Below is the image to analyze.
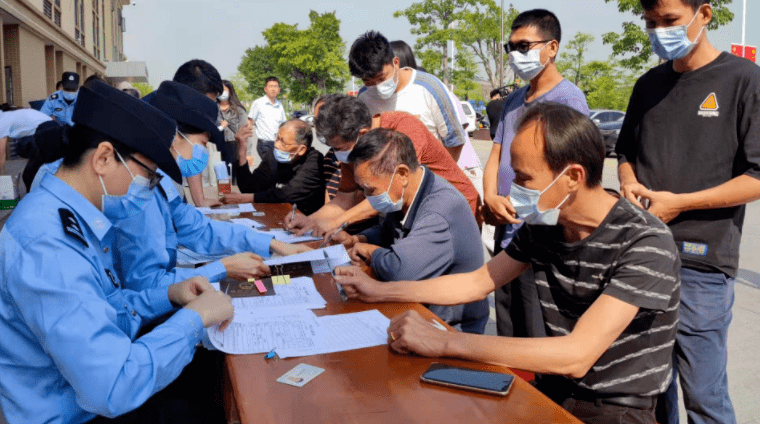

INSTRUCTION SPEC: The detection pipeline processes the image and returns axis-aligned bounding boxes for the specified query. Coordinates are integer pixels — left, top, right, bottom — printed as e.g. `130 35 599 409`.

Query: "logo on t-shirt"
698 93 719 118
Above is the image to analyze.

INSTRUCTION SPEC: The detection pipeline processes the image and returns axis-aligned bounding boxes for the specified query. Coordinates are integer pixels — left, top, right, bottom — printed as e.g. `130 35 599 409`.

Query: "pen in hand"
324 250 348 302
288 203 297 233
319 221 350 248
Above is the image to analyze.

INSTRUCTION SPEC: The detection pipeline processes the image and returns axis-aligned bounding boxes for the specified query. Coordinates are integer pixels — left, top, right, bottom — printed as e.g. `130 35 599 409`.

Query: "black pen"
324 250 348 302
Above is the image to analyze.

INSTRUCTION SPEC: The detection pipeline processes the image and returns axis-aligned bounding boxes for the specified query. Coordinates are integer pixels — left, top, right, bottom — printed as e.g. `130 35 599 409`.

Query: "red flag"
745 46 757 62
731 44 744 57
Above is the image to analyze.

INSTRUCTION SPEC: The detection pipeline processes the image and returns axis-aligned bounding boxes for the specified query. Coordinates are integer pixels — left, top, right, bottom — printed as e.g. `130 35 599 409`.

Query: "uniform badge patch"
58 208 88 247
698 93 719 117
682 242 708 256
54 108 63 112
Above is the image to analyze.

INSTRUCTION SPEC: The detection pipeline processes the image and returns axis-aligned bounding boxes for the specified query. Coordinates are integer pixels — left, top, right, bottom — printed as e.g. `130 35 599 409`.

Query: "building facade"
0 0 130 108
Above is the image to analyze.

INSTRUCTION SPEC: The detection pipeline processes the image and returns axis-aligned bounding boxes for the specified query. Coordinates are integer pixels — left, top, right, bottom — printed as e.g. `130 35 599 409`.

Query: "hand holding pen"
319 221 350 248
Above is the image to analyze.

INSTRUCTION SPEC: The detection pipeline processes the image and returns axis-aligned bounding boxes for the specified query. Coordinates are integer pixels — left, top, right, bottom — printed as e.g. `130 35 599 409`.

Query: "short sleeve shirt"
493 80 589 196
248 96 286 141
506 198 680 396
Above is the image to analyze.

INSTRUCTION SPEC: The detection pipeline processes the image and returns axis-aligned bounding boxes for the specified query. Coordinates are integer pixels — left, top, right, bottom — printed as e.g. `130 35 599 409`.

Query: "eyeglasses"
504 40 552 54
128 155 163 190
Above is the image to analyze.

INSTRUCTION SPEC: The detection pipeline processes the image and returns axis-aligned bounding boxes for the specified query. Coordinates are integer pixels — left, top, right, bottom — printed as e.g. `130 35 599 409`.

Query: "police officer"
40 71 80 125
0 80 234 424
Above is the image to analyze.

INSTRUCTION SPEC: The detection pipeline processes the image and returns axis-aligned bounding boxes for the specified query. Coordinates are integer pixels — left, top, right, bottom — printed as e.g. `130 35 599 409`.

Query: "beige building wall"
18 25 46 104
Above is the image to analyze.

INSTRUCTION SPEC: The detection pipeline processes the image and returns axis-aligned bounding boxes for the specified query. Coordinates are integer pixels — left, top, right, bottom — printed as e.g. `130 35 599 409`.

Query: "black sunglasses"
129 156 163 190
504 40 552 55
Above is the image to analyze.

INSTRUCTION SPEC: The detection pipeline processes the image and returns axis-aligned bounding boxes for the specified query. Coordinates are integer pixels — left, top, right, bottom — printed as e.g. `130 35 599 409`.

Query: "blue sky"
123 0 758 89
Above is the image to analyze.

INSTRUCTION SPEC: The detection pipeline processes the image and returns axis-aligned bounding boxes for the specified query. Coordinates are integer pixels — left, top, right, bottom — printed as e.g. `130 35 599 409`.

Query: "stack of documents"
196 203 255 215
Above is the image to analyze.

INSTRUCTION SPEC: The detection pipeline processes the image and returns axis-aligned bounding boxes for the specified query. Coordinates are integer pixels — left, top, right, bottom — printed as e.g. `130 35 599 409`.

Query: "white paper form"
277 310 391 359
229 218 265 229
197 203 256 215
260 229 322 243
265 245 351 270
208 309 327 355
231 277 327 312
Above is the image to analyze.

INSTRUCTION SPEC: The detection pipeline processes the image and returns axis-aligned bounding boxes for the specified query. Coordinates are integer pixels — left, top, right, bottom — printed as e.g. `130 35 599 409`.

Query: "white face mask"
218 90 230 102
509 43 550 82
370 65 399 100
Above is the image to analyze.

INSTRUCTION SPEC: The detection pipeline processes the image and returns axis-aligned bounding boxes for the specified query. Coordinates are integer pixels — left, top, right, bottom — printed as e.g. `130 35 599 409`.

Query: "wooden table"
222 203 581 424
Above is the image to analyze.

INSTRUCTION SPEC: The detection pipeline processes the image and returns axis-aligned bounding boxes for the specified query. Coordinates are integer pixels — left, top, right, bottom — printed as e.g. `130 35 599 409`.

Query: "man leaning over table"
331 128 489 334
336 103 680 424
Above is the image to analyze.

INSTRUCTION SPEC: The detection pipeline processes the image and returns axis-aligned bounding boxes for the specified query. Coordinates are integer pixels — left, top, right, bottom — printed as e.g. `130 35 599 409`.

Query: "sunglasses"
128 155 163 190
504 40 552 55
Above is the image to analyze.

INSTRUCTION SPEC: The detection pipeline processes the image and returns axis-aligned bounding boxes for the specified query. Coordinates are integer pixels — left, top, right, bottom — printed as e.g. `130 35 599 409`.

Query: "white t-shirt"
248 96 287 141
358 68 466 149
0 109 51 139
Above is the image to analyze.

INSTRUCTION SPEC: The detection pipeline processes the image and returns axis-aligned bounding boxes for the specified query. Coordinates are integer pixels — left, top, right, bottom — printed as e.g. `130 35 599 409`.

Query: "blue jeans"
663 268 736 424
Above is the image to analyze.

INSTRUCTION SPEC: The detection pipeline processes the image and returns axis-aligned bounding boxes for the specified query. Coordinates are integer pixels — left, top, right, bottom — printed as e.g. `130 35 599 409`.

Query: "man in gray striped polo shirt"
336 102 680 424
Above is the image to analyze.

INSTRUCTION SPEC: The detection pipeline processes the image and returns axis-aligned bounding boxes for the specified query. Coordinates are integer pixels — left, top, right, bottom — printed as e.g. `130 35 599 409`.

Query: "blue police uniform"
39 90 77 125
0 172 203 424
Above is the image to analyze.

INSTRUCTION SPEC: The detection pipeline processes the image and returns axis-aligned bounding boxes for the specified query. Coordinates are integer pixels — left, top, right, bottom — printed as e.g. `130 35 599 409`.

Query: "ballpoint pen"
319 221 350 248
325 250 348 302
291 203 297 222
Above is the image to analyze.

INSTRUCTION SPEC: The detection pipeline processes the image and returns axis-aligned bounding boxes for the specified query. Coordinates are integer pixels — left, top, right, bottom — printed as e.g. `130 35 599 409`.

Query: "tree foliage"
459 1 519 88
131 82 154 98
603 0 734 70
238 11 349 105
226 72 255 105
557 32 595 86
394 0 478 85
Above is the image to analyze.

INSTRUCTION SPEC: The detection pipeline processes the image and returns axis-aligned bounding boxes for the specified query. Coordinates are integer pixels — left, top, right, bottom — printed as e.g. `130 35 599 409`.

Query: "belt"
573 392 656 410
535 376 656 410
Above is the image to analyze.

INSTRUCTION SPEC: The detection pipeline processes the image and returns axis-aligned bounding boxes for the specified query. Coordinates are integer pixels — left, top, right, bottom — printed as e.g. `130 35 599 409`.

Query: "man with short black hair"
349 31 467 162
334 128 489 334
616 1 760 422
40 72 80 125
172 59 224 100
222 119 325 214
485 9 589 342
248 77 287 169
486 88 503 141
338 103 680 424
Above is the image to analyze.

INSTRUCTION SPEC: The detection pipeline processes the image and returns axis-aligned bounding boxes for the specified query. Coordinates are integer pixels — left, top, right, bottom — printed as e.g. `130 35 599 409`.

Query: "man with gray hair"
332 128 489 334
222 119 325 214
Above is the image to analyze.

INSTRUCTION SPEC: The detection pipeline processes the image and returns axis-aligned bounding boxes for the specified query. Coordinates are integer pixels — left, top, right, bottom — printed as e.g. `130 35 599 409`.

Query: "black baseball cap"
145 80 223 148
72 80 182 182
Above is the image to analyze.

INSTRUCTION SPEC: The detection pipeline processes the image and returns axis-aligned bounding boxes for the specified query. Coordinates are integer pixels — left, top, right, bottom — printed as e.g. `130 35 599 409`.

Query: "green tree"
557 32 595 86
131 82 153 98
394 0 478 85
238 45 285 100
227 72 255 105
603 0 734 71
262 11 349 104
459 1 519 89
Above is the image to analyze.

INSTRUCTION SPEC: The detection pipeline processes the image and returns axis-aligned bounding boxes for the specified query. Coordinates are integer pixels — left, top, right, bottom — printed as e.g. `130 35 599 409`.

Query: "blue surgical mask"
100 151 153 220
509 166 570 226
334 149 352 164
273 147 294 163
647 11 705 61
62 91 78 102
366 169 404 213
369 65 399 100
509 43 550 82
174 132 209 177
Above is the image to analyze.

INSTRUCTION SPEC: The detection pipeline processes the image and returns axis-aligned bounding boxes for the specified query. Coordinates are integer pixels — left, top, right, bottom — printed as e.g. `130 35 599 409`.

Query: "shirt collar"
261 96 281 107
401 166 428 228
39 171 113 241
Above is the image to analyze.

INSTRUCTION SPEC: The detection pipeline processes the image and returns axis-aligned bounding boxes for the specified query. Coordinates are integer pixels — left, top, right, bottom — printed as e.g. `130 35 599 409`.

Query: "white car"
460 101 478 136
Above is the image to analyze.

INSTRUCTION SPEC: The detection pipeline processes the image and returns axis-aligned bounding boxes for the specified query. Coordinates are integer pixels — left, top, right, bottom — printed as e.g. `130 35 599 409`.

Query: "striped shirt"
506 198 680 396
358 68 466 149
323 149 342 200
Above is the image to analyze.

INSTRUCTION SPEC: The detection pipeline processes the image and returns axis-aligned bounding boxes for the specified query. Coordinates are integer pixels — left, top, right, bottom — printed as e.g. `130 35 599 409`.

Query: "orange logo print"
698 93 719 117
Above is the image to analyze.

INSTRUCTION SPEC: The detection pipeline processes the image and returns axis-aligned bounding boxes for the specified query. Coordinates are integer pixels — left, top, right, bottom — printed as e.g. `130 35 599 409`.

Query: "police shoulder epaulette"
50 93 59 100
58 208 88 248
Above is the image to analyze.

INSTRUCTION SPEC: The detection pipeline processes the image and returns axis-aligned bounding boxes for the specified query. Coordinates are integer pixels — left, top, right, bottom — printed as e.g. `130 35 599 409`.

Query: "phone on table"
420 363 515 396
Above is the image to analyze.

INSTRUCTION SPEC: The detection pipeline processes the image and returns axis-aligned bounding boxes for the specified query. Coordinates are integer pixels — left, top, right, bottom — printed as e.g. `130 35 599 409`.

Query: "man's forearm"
617 162 638 185
382 265 496 306
679 174 760 211
483 144 501 197
329 200 378 228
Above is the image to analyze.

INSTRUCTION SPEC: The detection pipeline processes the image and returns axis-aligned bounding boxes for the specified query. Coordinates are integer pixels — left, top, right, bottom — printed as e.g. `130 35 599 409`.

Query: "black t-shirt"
616 52 760 277
486 98 504 139
506 198 680 396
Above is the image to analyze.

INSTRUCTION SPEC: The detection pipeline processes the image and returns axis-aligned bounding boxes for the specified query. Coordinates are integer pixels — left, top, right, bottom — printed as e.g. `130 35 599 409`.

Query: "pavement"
1 134 760 422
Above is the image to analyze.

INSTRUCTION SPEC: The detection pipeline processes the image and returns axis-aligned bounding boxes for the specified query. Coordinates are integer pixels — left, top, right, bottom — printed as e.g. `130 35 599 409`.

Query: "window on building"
43 0 62 28
74 0 85 47
92 0 100 59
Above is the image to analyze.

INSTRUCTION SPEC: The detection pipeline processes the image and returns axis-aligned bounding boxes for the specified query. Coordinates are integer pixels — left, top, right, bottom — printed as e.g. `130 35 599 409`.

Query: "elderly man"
284 94 480 238
337 103 681 424
223 119 325 215
333 127 489 334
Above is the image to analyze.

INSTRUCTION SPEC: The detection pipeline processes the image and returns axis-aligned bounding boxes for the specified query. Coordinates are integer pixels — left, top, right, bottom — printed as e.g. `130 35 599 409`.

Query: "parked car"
589 109 625 126
291 110 308 119
460 101 478 136
598 118 624 157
